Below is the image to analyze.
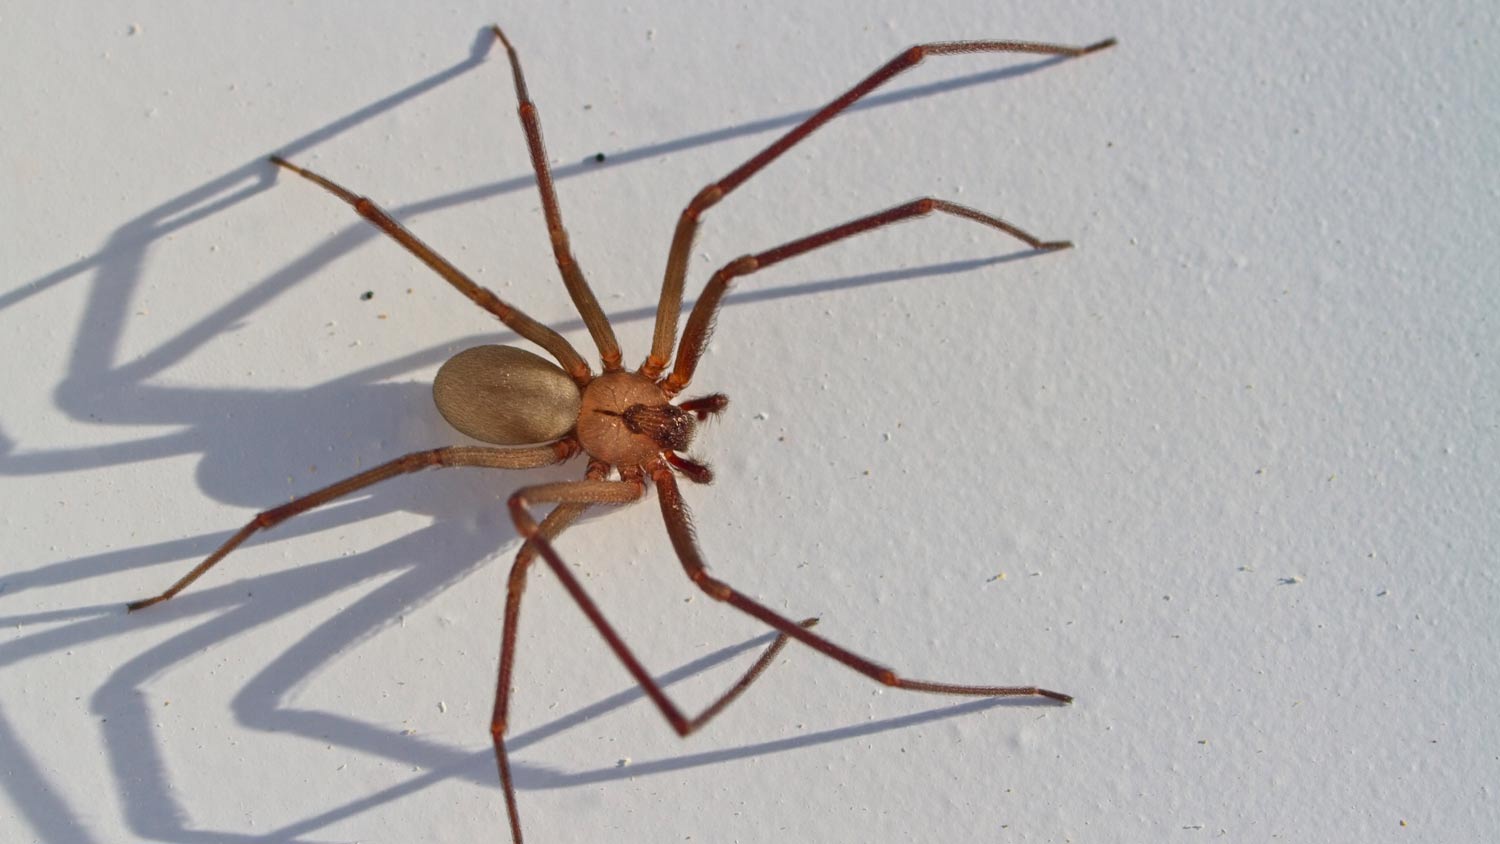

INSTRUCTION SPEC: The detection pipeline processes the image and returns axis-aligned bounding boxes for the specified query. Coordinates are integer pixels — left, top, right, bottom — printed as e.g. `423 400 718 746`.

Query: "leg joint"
691 570 732 601
551 439 582 462
352 197 379 220
685 184 725 219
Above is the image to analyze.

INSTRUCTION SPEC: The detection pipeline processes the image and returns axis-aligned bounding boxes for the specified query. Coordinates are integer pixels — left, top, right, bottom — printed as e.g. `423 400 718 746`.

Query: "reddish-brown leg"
490 26 622 371
497 477 818 843
269 156 592 383
666 197 1067 394
642 36 1116 377
126 441 576 611
491 498 591 842
652 465 1072 703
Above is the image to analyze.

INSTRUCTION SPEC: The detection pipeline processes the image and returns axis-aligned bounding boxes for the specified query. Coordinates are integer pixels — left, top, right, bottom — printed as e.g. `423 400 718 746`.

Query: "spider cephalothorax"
131 24 1112 843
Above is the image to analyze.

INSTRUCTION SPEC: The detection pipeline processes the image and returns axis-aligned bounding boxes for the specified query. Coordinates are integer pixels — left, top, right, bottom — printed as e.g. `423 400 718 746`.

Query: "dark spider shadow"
0 25 1081 844
89 539 1058 843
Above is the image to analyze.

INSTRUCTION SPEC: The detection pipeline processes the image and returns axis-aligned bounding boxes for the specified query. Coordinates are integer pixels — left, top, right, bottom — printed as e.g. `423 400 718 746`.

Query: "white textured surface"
2 2 1496 842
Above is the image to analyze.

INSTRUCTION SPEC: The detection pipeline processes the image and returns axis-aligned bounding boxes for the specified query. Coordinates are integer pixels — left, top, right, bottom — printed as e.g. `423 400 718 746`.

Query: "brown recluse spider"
129 25 1115 842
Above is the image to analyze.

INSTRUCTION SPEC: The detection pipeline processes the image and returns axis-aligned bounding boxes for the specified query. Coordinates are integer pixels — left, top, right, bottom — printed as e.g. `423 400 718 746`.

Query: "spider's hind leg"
127 442 575 611
268 155 591 383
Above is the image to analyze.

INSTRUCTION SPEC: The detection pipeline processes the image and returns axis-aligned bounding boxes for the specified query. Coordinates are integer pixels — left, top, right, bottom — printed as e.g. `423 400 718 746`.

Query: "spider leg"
491 26 622 371
496 476 817 842
493 462 610 742
665 197 1067 394
641 36 1116 377
126 441 576 611
268 156 591 383
652 465 1072 703
493 497 589 844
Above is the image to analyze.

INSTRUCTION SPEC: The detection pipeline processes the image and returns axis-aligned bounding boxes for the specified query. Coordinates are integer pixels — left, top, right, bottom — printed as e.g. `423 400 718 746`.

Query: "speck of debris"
616 757 631 767
360 290 374 301
438 701 448 714
401 728 416 736
128 23 142 36
753 411 769 421
1376 589 1390 597
593 152 606 163
986 572 1006 583
1279 575 1303 585
378 313 388 320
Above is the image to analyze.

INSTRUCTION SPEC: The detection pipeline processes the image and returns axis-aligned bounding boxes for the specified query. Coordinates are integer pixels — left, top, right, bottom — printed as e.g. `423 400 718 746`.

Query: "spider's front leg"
641 35 1115 377
653 465 1072 703
665 198 1070 394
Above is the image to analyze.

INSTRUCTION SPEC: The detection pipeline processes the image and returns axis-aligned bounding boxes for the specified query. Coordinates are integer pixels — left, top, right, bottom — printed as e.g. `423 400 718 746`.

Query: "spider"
129 25 1114 842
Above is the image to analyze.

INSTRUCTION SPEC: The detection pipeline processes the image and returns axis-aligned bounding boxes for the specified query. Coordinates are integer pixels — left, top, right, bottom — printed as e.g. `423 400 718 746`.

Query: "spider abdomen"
433 344 581 444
